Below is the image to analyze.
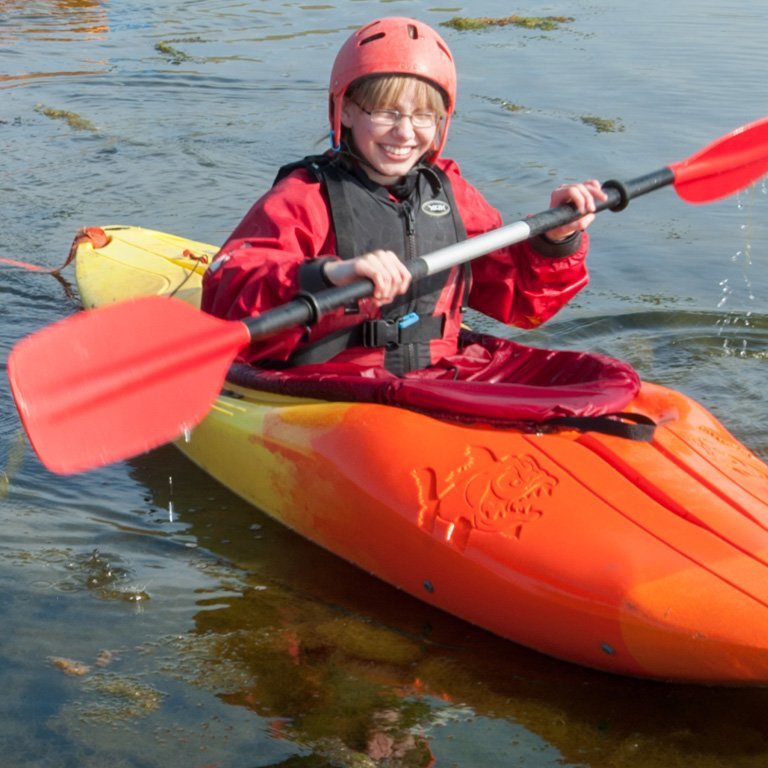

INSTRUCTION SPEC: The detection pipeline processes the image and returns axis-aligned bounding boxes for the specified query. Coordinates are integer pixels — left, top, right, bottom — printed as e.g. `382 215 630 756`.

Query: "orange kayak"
75 225 768 684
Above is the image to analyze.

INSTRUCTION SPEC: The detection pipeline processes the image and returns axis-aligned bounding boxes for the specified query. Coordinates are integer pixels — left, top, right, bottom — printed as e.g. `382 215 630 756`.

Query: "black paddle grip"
525 167 676 238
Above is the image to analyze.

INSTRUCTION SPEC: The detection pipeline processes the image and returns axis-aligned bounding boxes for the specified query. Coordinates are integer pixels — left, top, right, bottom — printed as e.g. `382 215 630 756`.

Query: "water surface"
2 1 768 765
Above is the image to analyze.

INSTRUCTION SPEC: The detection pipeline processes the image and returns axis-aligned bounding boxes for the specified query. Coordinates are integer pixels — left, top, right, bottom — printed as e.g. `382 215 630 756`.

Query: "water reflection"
0 0 109 88
0 0 108 40
0 69 104 88
126 445 768 768
4 0 768 764
0 0 109 35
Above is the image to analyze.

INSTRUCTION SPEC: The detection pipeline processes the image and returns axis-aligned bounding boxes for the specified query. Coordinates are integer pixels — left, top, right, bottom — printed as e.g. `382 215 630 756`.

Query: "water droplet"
168 476 175 522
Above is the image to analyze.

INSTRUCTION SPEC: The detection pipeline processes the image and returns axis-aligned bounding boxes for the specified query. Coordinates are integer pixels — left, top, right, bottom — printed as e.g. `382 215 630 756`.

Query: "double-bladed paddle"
8 117 768 474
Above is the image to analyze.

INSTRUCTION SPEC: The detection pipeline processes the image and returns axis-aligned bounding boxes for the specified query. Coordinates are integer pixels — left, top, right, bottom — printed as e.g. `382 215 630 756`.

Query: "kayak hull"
75 225 768 684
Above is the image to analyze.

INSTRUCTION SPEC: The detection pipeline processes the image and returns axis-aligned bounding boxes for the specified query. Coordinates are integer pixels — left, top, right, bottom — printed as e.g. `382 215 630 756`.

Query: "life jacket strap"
284 312 445 367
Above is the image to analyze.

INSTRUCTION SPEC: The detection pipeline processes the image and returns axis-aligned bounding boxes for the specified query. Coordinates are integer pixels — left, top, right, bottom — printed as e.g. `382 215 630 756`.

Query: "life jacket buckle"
361 313 421 348
398 312 420 329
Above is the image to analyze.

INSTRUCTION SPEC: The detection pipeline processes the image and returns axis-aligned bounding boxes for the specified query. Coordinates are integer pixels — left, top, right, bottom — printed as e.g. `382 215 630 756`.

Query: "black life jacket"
273 155 468 374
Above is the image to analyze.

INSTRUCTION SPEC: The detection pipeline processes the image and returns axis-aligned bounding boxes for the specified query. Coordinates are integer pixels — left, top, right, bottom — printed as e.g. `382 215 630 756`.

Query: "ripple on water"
2 2 768 766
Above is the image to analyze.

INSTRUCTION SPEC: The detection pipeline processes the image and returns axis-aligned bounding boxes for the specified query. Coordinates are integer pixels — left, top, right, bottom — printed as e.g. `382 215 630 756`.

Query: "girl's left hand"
544 179 609 242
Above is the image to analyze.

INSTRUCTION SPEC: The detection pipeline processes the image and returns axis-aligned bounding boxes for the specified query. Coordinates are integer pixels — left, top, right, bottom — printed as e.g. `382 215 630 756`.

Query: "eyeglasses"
353 102 439 130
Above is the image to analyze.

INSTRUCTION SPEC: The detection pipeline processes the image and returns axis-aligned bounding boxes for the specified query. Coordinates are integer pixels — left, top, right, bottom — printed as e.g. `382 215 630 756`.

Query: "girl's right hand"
323 250 412 306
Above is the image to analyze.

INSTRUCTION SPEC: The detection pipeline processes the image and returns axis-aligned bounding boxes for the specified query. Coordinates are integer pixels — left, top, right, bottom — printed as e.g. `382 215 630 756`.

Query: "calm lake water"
2 1 768 766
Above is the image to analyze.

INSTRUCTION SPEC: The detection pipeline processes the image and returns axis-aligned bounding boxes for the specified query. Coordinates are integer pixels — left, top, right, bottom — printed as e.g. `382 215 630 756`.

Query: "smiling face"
340 75 446 185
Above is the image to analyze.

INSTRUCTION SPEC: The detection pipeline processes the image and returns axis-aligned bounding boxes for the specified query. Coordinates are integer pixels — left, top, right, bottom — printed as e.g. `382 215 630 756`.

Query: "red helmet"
329 17 457 159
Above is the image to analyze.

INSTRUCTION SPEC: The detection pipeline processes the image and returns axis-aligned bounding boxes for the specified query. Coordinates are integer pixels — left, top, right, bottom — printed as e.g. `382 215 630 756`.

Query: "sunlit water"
2 1 768 766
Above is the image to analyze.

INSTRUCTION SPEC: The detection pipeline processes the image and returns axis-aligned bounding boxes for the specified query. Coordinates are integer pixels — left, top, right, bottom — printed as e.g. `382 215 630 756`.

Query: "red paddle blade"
670 116 768 203
7 296 251 474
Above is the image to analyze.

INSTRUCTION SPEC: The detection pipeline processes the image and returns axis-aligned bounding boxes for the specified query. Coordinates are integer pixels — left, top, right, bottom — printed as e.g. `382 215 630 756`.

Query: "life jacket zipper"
401 202 417 372
402 201 417 262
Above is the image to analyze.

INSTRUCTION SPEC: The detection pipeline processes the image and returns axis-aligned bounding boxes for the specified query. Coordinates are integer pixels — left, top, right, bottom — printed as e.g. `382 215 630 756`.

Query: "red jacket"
201 157 589 367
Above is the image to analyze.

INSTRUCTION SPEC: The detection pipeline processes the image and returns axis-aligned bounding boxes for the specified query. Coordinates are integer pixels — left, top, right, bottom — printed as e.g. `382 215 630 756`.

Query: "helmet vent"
359 32 385 46
407 24 418 39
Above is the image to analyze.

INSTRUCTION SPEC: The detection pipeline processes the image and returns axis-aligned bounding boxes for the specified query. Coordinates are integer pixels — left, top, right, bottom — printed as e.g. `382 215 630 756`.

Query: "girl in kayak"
202 16 607 376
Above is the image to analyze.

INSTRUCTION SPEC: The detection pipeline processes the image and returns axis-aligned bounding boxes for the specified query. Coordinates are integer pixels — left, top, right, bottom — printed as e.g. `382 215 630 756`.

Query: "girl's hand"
545 179 608 242
323 249 411 306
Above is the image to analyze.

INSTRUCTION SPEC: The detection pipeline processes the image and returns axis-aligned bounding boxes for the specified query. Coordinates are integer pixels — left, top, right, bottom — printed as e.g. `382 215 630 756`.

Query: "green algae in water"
155 37 206 64
580 115 625 133
310 618 423 666
0 429 26 500
78 672 165 723
50 656 92 677
34 105 97 132
442 15 575 32
50 649 163 725
484 96 525 113
155 588 435 763
155 41 193 64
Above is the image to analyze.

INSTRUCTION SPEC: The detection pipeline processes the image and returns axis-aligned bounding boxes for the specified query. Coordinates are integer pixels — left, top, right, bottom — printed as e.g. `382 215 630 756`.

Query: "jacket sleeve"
439 159 590 329
201 170 350 362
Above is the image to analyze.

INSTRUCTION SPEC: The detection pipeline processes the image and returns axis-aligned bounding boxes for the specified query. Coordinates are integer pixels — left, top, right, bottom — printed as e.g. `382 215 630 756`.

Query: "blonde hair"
346 74 448 115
